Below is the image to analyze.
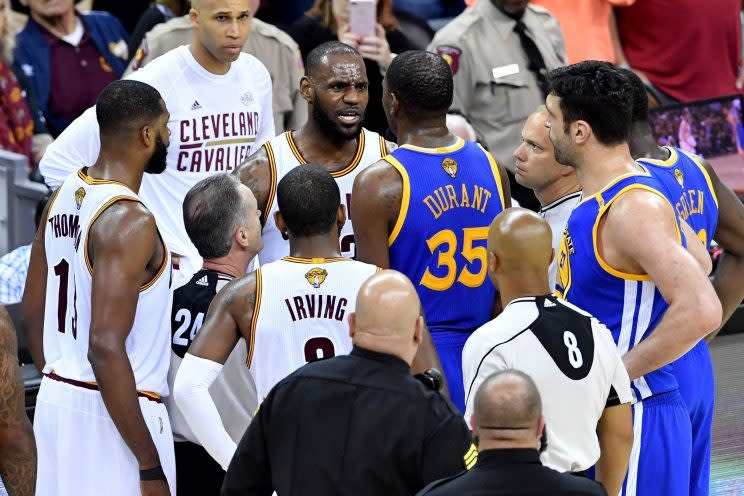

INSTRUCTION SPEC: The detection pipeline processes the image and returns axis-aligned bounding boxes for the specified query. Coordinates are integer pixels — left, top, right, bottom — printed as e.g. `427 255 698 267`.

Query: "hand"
337 22 360 49
736 65 744 90
140 480 170 496
357 24 393 71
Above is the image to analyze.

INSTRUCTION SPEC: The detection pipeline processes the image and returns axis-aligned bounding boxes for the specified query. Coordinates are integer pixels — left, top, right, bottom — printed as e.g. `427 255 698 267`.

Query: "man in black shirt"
222 270 473 496
417 370 608 496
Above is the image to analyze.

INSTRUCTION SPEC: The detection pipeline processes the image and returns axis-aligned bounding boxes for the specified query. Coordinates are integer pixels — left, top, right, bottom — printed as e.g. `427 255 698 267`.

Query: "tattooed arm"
234 147 273 227
0 307 36 496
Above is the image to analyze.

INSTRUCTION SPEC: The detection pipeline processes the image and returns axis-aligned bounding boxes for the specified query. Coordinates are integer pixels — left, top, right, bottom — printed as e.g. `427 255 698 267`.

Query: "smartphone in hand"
349 0 376 38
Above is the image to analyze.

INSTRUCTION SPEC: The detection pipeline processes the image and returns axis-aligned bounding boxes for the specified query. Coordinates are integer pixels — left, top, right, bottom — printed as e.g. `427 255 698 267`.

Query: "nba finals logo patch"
74 187 86 210
674 169 684 187
241 91 254 107
556 227 574 298
442 158 458 178
305 268 328 289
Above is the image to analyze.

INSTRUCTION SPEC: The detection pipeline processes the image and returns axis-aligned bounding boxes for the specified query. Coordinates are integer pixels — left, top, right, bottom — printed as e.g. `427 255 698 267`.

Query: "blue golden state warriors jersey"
555 172 686 401
638 146 719 249
387 139 506 333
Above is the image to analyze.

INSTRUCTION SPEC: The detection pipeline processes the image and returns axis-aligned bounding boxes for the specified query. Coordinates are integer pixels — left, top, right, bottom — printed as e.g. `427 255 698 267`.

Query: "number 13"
420 227 489 291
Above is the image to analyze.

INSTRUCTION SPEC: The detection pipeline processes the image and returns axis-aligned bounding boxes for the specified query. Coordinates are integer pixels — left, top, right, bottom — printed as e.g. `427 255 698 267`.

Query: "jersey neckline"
282 256 353 264
285 130 366 178
398 137 465 155
77 168 134 191
539 191 582 213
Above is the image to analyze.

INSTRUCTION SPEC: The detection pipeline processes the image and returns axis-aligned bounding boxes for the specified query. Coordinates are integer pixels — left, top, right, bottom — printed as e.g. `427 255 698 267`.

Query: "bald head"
488 208 552 280
349 270 423 364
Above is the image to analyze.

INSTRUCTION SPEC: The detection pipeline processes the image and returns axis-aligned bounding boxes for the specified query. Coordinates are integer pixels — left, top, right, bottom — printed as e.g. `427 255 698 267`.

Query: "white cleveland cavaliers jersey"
258 129 387 264
43 169 172 396
248 257 380 400
462 295 632 473
539 192 581 289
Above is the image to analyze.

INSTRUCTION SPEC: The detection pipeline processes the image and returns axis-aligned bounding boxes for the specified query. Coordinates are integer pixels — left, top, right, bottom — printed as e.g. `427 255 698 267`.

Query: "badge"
674 168 684 187
132 39 149 71
492 64 520 80
241 91 254 106
75 187 86 210
441 157 458 178
436 45 462 75
305 268 328 288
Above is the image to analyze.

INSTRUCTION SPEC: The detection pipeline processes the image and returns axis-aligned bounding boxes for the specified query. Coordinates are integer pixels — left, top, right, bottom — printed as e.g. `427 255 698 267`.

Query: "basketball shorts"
34 376 176 496
673 340 714 496
431 330 471 414
622 389 692 496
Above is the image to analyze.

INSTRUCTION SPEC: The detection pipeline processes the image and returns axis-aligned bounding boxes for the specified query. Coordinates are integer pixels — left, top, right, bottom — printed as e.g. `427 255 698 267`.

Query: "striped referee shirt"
462 294 632 473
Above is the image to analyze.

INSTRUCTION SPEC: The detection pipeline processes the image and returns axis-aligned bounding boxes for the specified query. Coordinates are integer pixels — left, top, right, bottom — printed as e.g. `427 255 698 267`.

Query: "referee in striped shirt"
462 208 634 496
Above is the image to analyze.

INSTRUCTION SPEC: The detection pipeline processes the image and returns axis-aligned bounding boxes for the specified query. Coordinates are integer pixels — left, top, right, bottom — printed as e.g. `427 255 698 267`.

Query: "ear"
574 120 592 145
549 247 555 265
348 312 356 338
274 211 288 238
537 414 545 438
469 415 478 434
487 251 499 276
235 225 250 248
300 76 314 104
189 7 199 26
141 124 155 148
413 315 424 344
390 92 400 117
337 204 347 232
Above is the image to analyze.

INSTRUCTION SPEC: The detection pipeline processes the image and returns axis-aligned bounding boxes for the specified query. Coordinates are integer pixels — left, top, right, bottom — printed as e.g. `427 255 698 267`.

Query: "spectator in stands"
13 0 129 136
126 0 306 135
616 0 742 104
417 370 608 496
529 0 632 64
428 0 566 211
0 192 48 305
91 0 150 33
127 0 190 63
394 0 465 21
288 0 413 136
0 0 51 167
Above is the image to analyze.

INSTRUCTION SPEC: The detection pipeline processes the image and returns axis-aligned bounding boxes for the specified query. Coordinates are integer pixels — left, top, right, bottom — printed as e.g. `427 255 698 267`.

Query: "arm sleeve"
38 106 100 189
173 353 237 470
462 340 509 423
420 414 472 485
222 391 274 496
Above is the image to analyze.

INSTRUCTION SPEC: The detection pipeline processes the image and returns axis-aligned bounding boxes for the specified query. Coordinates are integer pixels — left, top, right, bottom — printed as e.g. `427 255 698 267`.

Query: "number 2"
53 259 77 339
420 227 489 291
563 331 583 368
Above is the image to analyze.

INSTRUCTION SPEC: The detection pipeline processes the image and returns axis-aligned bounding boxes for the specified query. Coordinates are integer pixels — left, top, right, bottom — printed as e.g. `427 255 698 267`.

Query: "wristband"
139 465 166 482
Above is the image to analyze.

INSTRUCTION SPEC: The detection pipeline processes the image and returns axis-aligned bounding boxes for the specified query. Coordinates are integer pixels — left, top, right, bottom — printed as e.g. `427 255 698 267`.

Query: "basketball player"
22 80 175 496
547 61 721 496
624 67 744 496
168 174 263 494
513 108 581 287
39 0 275 285
463 208 633 496
235 41 393 263
352 50 511 413
173 165 380 470
0 307 36 496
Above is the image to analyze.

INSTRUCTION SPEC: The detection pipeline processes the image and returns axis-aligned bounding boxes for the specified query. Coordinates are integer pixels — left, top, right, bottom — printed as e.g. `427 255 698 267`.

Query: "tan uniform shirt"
125 15 306 134
429 1 566 172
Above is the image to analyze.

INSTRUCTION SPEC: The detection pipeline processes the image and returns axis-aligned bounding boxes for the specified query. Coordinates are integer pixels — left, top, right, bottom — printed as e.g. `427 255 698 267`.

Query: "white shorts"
34 376 176 496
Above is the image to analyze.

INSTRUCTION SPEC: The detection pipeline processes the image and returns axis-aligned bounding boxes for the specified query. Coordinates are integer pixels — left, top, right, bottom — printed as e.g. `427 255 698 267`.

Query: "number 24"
420 227 489 291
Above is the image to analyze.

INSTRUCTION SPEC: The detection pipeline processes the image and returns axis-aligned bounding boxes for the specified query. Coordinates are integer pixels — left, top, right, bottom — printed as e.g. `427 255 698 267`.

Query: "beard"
145 133 168 175
551 135 575 167
312 94 364 144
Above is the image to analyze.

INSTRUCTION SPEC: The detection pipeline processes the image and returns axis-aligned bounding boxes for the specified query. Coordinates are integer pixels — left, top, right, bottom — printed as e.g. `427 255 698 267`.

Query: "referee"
222 270 473 496
462 208 634 496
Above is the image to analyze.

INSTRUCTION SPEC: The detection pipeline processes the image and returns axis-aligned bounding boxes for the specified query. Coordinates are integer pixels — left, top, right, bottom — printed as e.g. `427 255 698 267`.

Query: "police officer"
223 270 473 496
170 174 264 495
428 0 565 210
417 370 608 496
125 0 307 134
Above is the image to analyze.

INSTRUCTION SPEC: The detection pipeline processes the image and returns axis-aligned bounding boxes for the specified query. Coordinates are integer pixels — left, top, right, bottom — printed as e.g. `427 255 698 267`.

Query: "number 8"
563 331 583 368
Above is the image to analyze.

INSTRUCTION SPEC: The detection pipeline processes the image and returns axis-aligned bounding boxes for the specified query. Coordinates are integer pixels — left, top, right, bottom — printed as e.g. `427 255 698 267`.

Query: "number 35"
420 227 489 291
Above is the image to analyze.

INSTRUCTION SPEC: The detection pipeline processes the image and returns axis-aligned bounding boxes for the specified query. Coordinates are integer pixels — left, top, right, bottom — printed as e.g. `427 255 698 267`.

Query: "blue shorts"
623 390 692 496
431 330 470 413
673 340 714 496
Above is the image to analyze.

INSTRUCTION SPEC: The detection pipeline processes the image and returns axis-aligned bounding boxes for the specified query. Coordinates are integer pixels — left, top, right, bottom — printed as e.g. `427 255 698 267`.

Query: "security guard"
125 11 306 134
428 0 565 210
417 370 608 496
223 271 474 496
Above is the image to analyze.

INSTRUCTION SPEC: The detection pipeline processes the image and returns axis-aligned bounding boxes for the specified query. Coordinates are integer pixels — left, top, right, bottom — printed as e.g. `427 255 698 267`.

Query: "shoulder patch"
464 443 478 469
435 45 462 75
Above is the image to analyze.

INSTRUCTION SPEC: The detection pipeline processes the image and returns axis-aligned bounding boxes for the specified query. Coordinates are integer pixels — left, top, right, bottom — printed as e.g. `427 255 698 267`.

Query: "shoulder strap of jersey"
246 267 262 367
677 148 719 207
262 141 278 225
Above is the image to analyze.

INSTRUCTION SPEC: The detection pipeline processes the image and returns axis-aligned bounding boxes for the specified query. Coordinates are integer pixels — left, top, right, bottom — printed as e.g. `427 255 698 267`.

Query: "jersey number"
53 259 77 339
563 331 583 368
172 309 205 347
420 227 489 291
304 337 335 363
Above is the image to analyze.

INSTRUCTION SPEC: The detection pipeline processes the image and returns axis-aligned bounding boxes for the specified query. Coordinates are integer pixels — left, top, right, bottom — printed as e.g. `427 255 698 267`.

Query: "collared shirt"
417 448 608 495
222 346 473 496
539 191 581 288
428 1 566 173
0 244 31 305
43 18 118 132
